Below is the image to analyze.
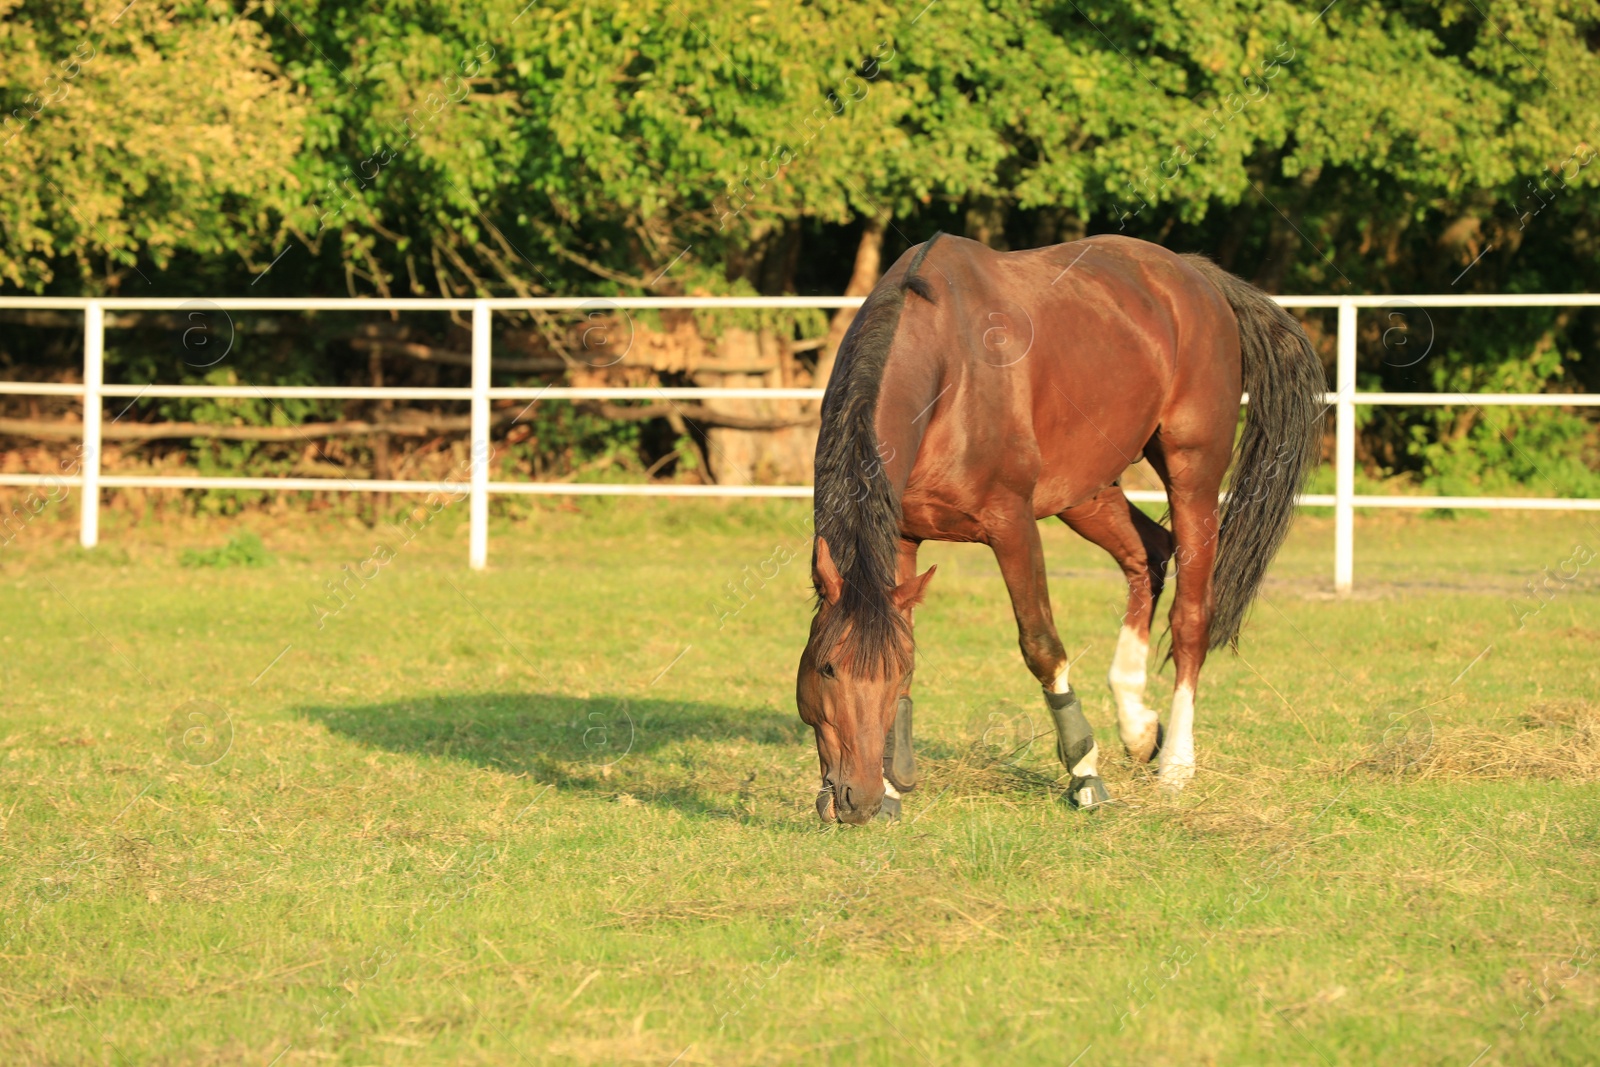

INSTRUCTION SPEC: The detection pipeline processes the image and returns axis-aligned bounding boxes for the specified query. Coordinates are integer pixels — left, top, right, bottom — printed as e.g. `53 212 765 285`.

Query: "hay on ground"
1348 700 1599 782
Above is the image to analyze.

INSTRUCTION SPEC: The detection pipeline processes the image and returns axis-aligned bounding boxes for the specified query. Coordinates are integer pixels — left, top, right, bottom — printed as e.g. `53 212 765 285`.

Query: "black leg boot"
877 695 916 820
1046 687 1110 809
883 694 917 793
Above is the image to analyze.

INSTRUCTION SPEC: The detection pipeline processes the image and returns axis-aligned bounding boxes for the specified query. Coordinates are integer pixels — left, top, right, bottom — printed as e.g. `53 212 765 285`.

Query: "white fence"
3 293 1600 592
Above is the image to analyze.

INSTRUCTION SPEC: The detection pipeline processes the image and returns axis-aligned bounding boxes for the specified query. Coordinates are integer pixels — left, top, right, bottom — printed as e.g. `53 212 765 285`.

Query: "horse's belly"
899 492 989 543
1029 389 1162 516
1030 462 1141 518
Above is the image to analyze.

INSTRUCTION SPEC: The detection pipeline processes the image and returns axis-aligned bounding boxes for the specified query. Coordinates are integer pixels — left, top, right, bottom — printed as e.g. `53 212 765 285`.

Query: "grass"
179 531 273 570
2 498 1598 1065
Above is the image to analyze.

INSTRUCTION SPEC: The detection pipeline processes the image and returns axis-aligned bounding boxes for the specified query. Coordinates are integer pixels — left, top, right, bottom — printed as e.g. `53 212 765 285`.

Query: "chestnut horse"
797 233 1323 824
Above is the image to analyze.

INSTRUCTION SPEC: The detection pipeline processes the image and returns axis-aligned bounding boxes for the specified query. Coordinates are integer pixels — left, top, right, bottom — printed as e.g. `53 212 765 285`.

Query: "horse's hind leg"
1058 487 1174 763
1146 435 1229 791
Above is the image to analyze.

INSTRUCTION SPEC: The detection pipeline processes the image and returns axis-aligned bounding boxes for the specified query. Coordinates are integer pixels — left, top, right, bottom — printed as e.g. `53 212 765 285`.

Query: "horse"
796 232 1324 824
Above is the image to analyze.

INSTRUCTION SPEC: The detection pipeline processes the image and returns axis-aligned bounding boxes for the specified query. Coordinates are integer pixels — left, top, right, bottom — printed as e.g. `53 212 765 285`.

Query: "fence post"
1334 299 1356 594
469 300 490 570
80 301 103 549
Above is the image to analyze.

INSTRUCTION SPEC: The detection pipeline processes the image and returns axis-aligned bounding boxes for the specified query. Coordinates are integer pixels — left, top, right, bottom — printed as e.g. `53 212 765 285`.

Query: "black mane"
811 234 942 678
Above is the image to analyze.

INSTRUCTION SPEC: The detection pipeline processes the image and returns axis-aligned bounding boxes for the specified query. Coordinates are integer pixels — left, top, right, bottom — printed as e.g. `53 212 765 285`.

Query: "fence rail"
3 293 1598 591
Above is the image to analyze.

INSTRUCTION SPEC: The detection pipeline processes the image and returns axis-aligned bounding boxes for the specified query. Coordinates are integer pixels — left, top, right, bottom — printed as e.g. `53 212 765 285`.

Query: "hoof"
1068 775 1111 810
1124 722 1162 764
876 777 904 821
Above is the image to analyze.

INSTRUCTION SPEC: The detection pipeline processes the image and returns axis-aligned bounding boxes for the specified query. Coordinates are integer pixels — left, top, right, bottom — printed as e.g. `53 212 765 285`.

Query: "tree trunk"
964 196 1010 249
811 219 885 394
696 219 887 484
695 329 815 484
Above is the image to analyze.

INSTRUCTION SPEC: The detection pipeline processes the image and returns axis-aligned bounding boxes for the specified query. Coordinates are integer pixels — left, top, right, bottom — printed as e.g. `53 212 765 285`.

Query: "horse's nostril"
841 785 855 811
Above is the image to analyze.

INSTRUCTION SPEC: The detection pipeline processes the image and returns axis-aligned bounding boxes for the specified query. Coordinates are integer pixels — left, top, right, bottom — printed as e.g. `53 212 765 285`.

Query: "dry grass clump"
916 751 1062 803
1349 699 1600 782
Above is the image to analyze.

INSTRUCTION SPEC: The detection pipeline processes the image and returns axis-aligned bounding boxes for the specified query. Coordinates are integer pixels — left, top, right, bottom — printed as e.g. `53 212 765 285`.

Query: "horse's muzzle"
818 778 880 825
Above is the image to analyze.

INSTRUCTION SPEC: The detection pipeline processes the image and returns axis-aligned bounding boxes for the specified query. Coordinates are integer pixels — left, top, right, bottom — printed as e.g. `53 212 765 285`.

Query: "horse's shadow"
296 691 807 816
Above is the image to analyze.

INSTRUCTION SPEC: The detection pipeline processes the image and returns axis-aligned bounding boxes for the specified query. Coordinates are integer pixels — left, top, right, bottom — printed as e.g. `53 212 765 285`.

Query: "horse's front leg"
880 537 922 815
1058 487 1174 764
985 504 1109 809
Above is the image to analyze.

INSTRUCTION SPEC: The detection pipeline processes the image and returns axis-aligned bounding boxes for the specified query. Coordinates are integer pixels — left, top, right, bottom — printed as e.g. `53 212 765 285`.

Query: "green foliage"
508 399 645 479
10 0 1593 299
0 0 306 289
1408 342 1600 498
179 530 272 567
3 0 1597 491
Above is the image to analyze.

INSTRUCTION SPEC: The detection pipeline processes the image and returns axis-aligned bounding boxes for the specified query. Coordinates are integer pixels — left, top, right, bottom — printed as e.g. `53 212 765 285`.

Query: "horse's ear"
814 537 844 605
892 565 936 612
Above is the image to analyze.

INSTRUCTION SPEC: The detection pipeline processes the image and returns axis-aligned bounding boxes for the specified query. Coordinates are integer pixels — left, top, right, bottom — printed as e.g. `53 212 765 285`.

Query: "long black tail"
1181 255 1325 650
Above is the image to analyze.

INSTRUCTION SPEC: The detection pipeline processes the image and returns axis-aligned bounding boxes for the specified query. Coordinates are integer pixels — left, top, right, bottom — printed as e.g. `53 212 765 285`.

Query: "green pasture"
2 501 1597 1065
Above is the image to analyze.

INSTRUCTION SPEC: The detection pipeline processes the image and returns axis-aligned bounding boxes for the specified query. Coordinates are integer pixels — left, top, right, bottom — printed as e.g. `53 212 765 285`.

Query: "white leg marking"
1108 625 1158 757
882 777 902 801
1158 683 1196 790
1069 741 1100 779
1049 660 1072 695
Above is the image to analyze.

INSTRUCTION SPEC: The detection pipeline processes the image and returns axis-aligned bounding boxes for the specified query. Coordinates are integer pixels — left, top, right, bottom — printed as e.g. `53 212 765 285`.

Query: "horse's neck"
871 356 943 500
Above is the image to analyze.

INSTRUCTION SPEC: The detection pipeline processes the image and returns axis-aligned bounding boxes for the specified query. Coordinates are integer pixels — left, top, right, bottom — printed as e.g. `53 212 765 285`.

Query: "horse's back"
888 234 1239 520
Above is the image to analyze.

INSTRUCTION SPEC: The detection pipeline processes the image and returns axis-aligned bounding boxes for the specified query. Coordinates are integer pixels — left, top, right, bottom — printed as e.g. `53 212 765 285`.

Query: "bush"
180 532 272 569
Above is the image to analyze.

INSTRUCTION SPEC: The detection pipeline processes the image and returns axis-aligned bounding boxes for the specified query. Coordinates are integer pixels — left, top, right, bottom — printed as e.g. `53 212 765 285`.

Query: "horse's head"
796 537 935 825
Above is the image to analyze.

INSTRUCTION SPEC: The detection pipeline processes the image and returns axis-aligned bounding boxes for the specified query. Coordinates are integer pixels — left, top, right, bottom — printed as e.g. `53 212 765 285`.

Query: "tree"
0 0 305 290
3 0 1597 490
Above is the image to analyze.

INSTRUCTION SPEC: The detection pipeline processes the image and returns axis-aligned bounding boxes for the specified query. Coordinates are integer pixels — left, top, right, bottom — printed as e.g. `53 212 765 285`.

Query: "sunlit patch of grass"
1 504 1597 1064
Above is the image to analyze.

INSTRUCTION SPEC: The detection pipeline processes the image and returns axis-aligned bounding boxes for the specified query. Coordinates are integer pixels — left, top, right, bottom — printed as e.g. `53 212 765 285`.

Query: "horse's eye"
819 663 836 680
